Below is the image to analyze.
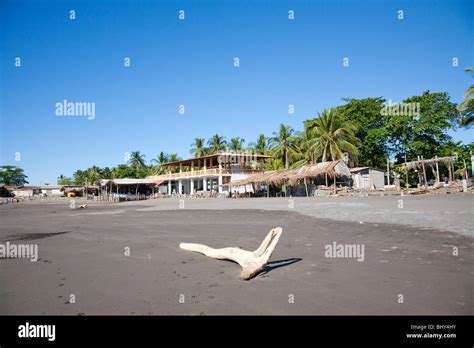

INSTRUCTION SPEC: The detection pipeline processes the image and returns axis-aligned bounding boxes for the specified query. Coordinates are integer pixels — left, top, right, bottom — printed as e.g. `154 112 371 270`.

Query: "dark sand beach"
0 196 472 315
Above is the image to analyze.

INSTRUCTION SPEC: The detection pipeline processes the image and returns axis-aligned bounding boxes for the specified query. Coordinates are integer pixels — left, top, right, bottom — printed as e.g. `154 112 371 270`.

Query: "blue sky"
1 0 473 185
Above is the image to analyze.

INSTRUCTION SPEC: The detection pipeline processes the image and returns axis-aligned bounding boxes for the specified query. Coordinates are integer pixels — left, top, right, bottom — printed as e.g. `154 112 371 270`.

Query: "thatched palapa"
225 160 351 187
403 156 455 171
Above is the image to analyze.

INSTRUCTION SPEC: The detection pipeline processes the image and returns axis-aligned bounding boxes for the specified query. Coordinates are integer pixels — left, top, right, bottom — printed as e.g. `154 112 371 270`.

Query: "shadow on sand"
258 258 302 277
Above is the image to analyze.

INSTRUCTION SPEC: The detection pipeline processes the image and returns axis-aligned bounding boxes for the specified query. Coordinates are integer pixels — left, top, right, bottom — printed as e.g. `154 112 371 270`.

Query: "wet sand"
0 196 472 315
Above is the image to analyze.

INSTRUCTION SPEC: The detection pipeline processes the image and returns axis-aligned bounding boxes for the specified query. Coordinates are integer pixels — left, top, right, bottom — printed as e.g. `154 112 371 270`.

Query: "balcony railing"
150 168 262 181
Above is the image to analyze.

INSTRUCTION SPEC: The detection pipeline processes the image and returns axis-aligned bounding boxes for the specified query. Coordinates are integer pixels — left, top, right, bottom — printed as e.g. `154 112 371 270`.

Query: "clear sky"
1 0 473 185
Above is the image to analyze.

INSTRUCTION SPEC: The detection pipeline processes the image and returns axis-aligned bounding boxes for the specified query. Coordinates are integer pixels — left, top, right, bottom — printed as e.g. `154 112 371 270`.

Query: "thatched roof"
404 156 455 171
286 161 351 184
100 179 156 186
225 161 351 187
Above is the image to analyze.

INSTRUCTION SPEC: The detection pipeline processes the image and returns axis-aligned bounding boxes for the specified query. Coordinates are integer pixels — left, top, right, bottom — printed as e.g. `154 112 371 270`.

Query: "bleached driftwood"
179 227 282 280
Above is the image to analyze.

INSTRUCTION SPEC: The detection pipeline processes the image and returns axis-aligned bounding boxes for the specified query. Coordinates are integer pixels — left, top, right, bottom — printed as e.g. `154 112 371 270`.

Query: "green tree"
265 158 284 171
269 124 298 169
304 109 359 162
384 91 460 163
207 134 227 154
151 152 169 174
335 97 388 167
229 137 245 152
0 165 29 186
190 138 207 157
249 134 268 155
112 165 136 179
57 174 73 185
128 151 146 177
84 166 102 185
291 128 317 167
458 67 473 127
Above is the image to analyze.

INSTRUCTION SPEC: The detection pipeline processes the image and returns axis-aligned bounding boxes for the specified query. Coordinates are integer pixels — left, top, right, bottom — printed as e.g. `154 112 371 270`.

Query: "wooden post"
333 175 336 194
404 154 409 189
463 159 468 180
387 158 391 187
325 173 328 187
421 156 427 187
435 156 440 183
304 178 309 197
417 156 422 186
448 161 452 183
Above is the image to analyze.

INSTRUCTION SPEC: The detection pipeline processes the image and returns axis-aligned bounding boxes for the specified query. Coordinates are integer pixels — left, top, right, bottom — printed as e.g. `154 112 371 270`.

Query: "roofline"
349 167 385 173
161 152 273 167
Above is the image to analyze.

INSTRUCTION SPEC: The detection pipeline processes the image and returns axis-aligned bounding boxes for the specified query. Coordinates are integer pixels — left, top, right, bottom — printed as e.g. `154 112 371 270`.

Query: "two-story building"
147 152 272 195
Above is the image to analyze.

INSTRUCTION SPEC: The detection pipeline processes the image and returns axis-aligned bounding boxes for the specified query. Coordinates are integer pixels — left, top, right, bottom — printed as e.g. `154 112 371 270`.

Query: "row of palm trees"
187 108 359 170
62 108 359 184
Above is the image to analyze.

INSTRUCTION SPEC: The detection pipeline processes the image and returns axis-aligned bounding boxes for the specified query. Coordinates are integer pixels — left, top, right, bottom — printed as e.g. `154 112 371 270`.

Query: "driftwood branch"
179 227 283 280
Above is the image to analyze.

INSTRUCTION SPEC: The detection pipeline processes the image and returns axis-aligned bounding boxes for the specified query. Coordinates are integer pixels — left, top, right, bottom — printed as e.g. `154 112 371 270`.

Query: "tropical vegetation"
2 90 467 187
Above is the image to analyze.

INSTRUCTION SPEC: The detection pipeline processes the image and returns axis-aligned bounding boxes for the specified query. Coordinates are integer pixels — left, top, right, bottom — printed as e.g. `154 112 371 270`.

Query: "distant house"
39 185 64 197
350 167 385 190
6 186 41 197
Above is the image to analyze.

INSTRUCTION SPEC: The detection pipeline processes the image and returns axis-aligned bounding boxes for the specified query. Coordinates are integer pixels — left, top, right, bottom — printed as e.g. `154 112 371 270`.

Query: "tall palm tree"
85 166 101 185
269 124 298 169
291 129 317 167
168 153 179 162
151 152 169 175
458 67 473 127
249 134 268 154
190 138 206 157
229 137 245 152
305 108 359 162
151 152 169 165
207 134 227 154
128 151 146 177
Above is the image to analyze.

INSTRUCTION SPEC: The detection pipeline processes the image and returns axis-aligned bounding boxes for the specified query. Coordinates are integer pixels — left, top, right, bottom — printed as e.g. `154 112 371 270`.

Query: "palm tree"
249 134 268 154
269 124 298 169
168 153 180 162
190 138 207 157
128 151 146 177
151 152 169 174
229 137 245 152
458 67 473 127
291 129 317 167
85 166 101 185
207 134 227 154
151 152 169 165
265 158 284 171
305 108 359 162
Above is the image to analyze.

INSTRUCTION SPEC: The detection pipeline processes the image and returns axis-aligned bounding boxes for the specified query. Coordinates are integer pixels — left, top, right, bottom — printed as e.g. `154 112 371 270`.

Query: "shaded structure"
100 179 157 200
403 156 456 184
225 160 352 196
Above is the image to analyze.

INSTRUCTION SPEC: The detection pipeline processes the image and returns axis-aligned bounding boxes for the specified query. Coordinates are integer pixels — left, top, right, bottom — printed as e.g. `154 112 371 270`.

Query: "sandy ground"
0 195 472 315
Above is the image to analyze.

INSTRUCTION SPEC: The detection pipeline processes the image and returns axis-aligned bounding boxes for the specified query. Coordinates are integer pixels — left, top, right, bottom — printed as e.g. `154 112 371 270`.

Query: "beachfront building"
147 153 272 196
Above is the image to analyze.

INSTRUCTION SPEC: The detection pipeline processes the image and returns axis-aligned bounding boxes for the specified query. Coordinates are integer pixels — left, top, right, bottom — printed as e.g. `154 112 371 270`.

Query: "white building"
350 167 385 190
147 153 272 196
